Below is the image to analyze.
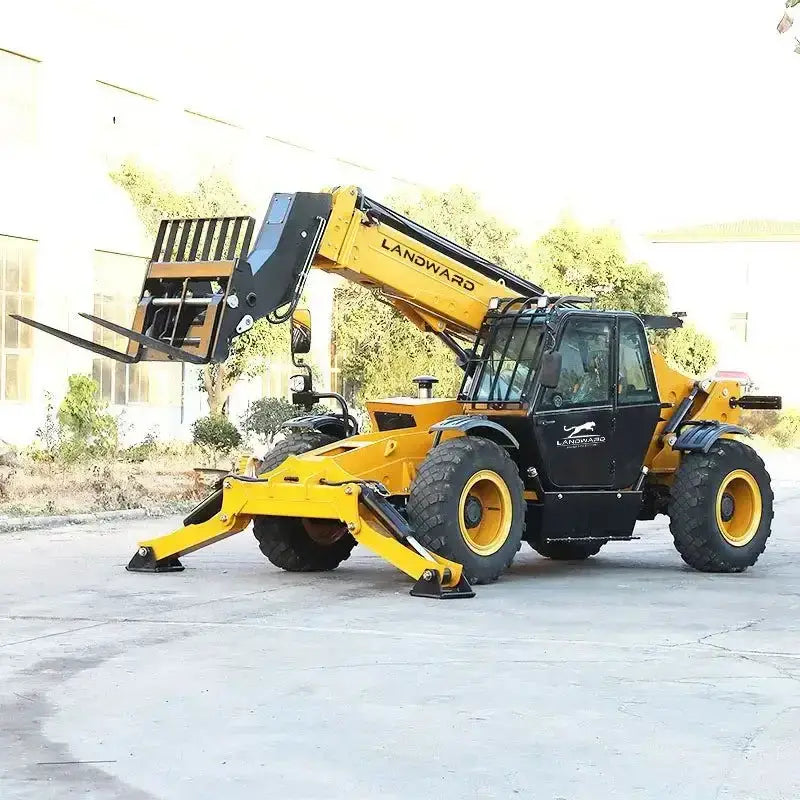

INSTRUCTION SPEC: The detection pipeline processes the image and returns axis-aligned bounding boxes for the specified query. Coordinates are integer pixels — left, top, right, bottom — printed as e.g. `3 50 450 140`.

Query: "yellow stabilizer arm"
126 475 472 598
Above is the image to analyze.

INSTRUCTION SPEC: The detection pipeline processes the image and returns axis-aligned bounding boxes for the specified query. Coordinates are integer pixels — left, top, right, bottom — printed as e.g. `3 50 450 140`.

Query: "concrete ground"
2 488 800 799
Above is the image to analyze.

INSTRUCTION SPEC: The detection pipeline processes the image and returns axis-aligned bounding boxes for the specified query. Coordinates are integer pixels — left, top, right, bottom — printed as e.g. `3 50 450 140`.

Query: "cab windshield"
464 320 545 403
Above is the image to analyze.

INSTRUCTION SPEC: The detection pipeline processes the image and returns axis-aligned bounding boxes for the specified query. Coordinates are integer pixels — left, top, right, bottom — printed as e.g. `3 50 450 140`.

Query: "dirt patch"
0 453 209 517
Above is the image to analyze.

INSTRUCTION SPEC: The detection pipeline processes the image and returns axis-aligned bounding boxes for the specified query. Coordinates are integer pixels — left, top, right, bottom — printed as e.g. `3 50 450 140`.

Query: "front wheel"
407 437 525 584
668 440 773 573
252 432 356 571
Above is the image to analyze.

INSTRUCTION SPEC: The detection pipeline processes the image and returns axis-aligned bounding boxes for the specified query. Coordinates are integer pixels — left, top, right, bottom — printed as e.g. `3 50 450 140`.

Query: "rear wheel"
407 437 525 584
530 539 605 560
252 433 356 571
668 439 773 572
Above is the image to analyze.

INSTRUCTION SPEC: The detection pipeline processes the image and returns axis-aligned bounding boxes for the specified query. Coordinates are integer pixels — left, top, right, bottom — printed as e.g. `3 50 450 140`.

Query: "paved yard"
2 487 800 799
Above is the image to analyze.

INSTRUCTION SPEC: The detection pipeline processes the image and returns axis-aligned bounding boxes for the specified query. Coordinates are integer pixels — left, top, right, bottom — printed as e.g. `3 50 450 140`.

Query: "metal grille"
151 216 255 263
459 297 547 408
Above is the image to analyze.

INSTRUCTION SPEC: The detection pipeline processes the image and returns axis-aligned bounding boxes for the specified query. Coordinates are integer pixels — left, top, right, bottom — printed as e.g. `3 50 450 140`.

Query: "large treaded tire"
406 437 525 585
252 432 356 572
668 439 773 573
530 540 605 560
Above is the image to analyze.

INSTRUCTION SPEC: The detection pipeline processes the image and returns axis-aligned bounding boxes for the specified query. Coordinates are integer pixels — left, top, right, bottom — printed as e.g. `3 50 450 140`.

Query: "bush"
652 324 717 378
28 376 120 462
56 374 119 459
240 397 325 446
772 411 800 448
119 430 159 463
192 414 242 466
31 392 60 461
740 408 800 448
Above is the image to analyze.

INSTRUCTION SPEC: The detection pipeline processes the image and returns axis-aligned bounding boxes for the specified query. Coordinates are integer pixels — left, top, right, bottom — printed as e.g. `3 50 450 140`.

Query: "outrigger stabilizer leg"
124 477 474 599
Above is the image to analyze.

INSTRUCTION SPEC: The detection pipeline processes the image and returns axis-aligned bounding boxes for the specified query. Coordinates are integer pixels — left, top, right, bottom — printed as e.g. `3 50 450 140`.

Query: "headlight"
289 375 306 393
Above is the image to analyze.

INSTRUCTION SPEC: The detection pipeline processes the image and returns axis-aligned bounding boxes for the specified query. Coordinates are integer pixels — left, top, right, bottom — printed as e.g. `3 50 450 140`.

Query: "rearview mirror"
540 351 562 389
290 308 311 356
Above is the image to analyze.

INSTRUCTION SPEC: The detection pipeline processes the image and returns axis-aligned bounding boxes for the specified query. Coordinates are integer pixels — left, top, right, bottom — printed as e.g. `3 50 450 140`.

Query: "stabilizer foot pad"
410 571 475 599
126 547 185 573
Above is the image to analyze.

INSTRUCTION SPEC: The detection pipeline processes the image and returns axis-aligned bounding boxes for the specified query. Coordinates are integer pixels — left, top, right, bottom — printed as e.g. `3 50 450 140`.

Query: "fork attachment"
12 192 333 364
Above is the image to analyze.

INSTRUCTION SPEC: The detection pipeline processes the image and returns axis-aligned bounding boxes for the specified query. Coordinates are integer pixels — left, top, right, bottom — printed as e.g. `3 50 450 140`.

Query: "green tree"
389 186 529 273
333 187 526 406
111 160 287 416
530 218 716 376
529 219 669 314
191 414 242 467
653 323 717 378
240 397 326 447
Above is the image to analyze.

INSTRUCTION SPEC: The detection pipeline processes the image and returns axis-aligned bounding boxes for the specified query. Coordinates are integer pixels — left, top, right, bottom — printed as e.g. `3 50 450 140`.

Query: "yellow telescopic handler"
14 186 782 598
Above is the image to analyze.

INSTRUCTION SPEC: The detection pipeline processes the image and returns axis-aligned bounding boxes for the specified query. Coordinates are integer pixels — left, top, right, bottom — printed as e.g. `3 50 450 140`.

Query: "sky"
12 0 800 239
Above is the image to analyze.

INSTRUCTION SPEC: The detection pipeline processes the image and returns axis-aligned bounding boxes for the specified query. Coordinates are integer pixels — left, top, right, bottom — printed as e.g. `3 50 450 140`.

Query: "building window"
0 235 35 402
729 312 748 343
92 250 179 406
0 49 38 147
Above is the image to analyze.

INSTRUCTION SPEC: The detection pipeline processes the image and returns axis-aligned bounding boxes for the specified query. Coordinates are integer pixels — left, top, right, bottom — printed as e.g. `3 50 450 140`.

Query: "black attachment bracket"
410 570 475 599
730 395 782 410
126 546 185 573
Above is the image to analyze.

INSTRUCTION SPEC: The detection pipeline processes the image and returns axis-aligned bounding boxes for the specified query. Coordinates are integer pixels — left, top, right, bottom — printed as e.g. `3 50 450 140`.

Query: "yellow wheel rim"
715 469 762 547
458 470 513 555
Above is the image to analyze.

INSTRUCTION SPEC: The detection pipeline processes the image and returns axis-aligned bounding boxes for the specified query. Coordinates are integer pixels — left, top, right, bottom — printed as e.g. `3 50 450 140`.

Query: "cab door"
612 314 662 488
533 315 615 489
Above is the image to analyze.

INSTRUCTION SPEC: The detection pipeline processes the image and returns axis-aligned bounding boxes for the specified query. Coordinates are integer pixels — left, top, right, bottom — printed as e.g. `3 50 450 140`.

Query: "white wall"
645 240 800 403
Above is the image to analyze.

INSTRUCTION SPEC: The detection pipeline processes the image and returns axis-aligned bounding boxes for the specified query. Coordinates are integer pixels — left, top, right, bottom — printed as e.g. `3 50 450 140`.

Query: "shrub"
740 408 800 448
192 414 242 466
57 375 119 459
771 409 800 448
240 397 325 446
652 324 717 378
32 392 60 461
119 430 159 463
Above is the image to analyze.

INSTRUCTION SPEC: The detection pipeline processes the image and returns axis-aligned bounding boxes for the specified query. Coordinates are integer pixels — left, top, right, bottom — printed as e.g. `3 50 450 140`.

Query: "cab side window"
539 318 612 410
617 317 658 405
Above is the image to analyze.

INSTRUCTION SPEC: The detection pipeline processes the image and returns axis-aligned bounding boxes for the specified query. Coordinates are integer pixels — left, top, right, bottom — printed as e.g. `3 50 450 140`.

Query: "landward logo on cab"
557 420 606 448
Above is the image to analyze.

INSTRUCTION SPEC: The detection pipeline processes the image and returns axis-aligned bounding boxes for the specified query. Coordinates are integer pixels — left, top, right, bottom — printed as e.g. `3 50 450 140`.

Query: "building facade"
0 37 415 445
646 222 800 405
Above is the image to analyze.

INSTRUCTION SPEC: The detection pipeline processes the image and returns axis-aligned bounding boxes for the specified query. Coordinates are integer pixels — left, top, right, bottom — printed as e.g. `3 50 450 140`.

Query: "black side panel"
360 196 543 298
526 491 642 540
212 192 332 360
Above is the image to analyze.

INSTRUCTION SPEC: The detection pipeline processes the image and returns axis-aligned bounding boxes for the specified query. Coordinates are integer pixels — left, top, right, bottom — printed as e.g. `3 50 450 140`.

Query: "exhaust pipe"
412 375 438 399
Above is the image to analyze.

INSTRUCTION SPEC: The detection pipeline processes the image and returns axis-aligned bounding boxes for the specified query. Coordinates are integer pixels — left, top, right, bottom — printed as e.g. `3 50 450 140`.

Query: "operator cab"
460 300 662 492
